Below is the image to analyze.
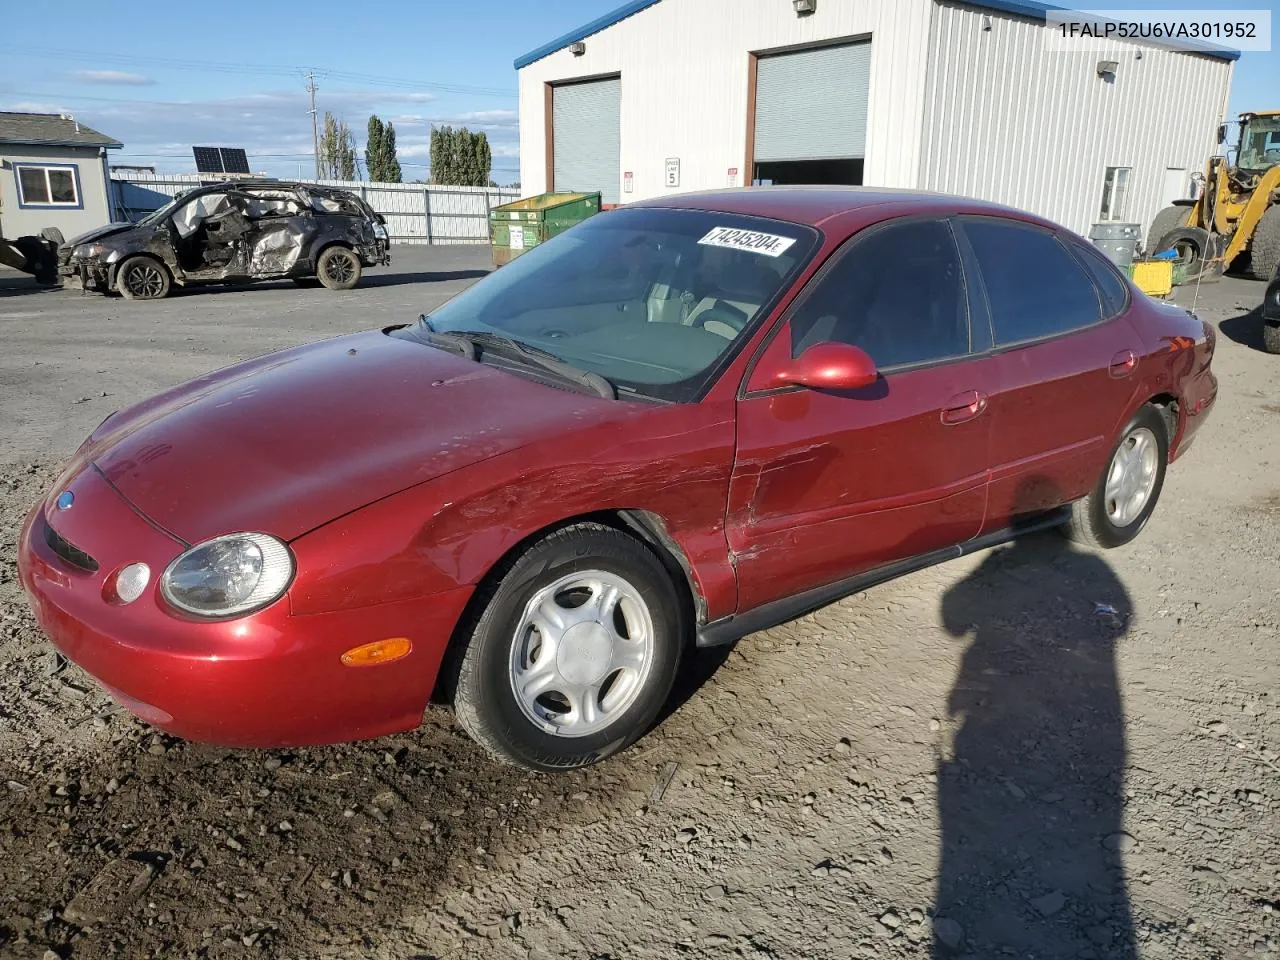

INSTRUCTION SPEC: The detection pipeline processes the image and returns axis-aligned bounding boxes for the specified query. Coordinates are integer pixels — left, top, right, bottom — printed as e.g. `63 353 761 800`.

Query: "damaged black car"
58 179 390 300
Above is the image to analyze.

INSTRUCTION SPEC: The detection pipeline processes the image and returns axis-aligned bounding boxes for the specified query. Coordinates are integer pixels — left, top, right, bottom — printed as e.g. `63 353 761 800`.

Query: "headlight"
74 243 105 258
161 532 294 618
372 222 388 240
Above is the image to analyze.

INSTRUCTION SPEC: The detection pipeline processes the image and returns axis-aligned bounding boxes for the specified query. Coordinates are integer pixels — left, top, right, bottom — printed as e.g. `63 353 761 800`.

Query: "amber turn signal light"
340 637 412 667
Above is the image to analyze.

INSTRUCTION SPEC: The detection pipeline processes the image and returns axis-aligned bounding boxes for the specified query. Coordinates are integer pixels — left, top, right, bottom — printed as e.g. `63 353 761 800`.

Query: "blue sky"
1 0 1275 183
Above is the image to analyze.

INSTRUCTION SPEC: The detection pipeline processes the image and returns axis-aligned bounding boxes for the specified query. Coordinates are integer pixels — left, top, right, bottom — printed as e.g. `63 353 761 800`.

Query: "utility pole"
306 71 320 179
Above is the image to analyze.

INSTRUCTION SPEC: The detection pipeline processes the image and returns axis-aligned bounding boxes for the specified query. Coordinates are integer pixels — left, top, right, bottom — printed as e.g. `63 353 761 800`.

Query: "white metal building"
515 0 1235 239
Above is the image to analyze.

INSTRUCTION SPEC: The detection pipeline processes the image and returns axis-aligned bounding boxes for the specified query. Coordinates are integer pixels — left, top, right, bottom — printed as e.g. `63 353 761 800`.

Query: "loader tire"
1146 205 1190 256
1250 206 1280 281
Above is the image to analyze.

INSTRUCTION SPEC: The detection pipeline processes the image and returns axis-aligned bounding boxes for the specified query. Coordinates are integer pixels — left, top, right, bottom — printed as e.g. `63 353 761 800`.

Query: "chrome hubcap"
1104 426 1158 526
508 570 654 738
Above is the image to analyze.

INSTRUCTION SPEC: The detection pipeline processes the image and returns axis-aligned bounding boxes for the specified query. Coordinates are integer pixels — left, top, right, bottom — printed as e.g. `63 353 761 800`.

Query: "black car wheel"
1063 404 1168 548
116 256 171 300
316 246 362 291
452 523 685 772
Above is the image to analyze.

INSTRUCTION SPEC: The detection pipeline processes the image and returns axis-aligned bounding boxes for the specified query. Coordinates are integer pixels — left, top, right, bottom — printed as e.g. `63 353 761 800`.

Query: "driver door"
727 218 995 613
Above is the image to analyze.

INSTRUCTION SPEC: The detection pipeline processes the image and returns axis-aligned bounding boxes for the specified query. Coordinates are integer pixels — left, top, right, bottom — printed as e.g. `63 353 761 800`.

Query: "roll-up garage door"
754 41 871 163
553 77 621 204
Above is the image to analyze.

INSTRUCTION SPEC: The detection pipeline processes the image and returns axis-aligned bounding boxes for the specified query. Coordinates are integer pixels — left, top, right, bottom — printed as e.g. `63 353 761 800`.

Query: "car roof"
628 186 1060 231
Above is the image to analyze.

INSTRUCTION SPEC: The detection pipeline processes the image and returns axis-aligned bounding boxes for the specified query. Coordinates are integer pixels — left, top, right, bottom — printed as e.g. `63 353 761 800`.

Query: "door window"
962 218 1102 345
1068 238 1130 319
790 219 969 368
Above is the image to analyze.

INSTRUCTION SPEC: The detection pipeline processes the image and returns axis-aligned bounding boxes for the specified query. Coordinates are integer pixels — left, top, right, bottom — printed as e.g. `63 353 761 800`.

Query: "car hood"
90 331 619 543
62 222 138 250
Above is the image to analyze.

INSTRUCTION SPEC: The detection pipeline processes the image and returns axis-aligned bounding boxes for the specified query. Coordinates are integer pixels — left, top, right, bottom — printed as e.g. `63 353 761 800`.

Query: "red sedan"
18 189 1217 771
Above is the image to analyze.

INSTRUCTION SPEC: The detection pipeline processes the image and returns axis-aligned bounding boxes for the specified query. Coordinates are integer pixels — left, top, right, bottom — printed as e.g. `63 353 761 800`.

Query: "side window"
963 218 1101 345
1068 237 1129 318
790 219 969 369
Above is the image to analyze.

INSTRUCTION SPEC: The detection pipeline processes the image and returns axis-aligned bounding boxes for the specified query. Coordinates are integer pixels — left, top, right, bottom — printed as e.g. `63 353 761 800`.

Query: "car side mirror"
1217 123 1226 144
770 341 878 391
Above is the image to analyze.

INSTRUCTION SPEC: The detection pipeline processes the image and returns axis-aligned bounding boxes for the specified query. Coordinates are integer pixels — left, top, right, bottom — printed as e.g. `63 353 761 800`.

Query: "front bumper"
57 255 109 291
17 466 471 748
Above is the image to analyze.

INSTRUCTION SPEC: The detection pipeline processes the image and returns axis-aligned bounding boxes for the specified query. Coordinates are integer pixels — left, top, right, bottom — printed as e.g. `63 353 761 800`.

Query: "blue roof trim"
514 0 663 69
514 0 1239 69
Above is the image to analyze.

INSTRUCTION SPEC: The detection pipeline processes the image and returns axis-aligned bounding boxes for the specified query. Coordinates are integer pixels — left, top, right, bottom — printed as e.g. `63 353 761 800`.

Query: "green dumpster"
489 191 601 267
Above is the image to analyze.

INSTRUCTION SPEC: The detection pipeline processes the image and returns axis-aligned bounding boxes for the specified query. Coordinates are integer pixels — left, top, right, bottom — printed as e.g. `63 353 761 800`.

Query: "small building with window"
515 0 1235 241
0 112 121 240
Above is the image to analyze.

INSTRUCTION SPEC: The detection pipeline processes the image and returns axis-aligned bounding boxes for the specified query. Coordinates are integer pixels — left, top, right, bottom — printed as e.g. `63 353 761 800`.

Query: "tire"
1063 405 1169 549
1154 226 1220 283
116 256 171 300
1249 206 1280 281
1145 205 1190 256
453 523 685 772
1263 321 1280 355
315 246 362 290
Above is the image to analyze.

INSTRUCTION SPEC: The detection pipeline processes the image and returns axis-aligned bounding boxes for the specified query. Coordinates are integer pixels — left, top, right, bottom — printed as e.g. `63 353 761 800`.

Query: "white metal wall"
517 0 935 201
110 173 519 245
919 1 1232 239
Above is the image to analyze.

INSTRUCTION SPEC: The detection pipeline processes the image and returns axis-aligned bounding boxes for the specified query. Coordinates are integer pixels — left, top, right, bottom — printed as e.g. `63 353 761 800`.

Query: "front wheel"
453 523 684 771
1063 405 1168 548
316 246 362 290
116 256 171 300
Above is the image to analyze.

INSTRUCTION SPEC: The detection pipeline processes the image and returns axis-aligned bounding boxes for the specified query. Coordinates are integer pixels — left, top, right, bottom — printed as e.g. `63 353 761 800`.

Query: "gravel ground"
0 250 1276 960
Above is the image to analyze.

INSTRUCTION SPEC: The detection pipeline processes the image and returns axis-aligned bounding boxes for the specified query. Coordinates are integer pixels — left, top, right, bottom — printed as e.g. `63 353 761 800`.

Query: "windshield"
1238 115 1280 171
138 194 185 226
401 206 818 401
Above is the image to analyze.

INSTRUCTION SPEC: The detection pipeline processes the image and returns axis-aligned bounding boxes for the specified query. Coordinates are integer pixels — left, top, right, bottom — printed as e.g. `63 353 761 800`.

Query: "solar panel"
219 148 250 174
192 146 251 174
192 146 223 173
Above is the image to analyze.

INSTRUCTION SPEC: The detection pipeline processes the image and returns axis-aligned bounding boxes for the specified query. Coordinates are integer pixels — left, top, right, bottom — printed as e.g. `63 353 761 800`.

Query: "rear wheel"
116 256 171 300
1249 206 1280 281
1063 405 1168 548
316 246 362 290
453 523 684 771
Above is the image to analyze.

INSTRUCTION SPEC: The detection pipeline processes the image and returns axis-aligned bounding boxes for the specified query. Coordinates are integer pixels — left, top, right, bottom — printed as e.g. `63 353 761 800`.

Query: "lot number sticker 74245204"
697 226 797 257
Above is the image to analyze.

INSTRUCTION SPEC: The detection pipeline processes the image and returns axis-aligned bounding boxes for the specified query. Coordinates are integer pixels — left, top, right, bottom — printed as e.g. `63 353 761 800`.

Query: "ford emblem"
56 491 75 511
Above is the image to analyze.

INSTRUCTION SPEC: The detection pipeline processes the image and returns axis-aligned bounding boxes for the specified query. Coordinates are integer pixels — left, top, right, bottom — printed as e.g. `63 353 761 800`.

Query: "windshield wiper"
405 318 614 400
449 328 615 400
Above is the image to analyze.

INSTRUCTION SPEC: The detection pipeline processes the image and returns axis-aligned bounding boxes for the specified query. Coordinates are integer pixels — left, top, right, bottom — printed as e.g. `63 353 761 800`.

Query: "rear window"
962 218 1102 346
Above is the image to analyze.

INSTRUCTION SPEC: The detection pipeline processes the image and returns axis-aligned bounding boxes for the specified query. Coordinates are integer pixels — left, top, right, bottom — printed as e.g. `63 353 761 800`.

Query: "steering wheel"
692 303 748 335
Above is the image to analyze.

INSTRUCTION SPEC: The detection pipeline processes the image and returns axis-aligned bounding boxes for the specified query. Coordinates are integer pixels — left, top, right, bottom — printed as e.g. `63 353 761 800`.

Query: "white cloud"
70 70 156 86
1 86 519 178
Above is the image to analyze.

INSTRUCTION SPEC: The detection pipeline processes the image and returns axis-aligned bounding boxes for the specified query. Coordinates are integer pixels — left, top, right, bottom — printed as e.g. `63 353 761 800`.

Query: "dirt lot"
0 249 1276 960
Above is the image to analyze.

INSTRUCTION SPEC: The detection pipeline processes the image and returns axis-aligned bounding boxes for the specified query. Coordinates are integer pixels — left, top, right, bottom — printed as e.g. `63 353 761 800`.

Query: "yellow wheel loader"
1147 111 1280 281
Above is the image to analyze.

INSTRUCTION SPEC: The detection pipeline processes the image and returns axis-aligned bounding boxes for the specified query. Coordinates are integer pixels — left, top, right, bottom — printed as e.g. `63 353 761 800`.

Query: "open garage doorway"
748 40 870 187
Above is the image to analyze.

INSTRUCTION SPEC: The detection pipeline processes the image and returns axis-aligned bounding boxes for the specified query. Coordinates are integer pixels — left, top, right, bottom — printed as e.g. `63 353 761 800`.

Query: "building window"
1099 166 1131 221
15 163 82 208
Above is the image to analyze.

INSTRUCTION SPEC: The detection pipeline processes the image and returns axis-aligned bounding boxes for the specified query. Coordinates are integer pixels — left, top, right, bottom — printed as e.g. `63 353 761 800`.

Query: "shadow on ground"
1219 307 1270 352
934 526 1136 958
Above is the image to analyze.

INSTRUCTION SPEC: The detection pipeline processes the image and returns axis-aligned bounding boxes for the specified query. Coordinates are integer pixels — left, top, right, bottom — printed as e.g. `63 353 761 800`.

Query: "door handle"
1109 349 1137 378
941 389 988 425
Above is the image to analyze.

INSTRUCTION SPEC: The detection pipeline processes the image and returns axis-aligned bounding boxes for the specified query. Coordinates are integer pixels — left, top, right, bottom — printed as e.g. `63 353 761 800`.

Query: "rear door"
956 216 1141 528
728 218 996 613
